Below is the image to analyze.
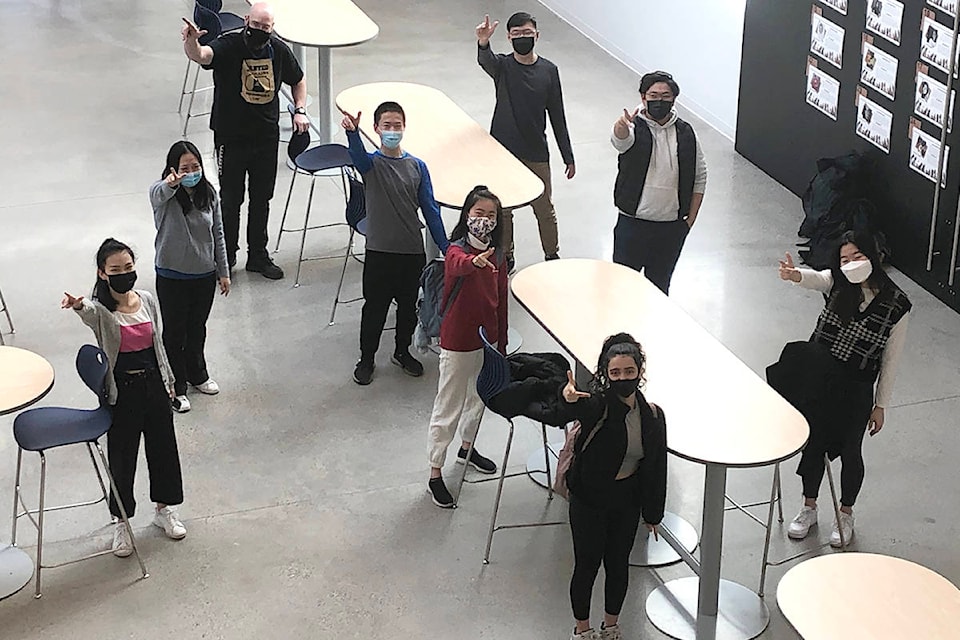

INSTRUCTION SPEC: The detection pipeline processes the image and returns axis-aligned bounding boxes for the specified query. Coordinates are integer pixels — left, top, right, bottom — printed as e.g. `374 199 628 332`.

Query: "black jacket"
487 352 571 427
560 387 668 525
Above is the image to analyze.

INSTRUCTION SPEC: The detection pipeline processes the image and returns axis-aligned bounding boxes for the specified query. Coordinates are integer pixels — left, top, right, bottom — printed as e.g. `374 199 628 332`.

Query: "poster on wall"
916 64 955 131
856 88 893 152
909 118 950 186
927 0 957 19
806 58 841 120
818 0 848 16
866 0 904 46
860 36 899 99
920 10 960 76
811 6 845 68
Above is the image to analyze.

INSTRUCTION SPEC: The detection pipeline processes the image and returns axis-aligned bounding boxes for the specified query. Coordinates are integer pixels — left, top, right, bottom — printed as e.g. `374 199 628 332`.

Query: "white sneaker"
112 522 133 557
153 506 187 540
830 511 855 548
172 395 191 413
192 379 220 395
570 629 600 640
788 504 818 539
600 624 623 640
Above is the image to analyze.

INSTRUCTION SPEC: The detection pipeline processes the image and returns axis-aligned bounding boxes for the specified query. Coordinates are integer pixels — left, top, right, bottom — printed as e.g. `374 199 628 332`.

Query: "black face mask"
646 99 674 121
608 378 639 398
107 271 137 294
511 36 535 56
244 26 271 51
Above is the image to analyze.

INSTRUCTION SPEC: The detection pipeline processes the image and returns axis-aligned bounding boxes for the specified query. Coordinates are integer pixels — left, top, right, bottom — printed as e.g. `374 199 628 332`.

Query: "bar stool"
473 327 565 564
178 1 242 117
181 4 227 137
0 283 13 345
11 345 148 598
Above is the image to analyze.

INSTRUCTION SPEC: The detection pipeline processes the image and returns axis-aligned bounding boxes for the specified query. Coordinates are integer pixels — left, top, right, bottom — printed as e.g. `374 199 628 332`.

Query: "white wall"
539 0 747 140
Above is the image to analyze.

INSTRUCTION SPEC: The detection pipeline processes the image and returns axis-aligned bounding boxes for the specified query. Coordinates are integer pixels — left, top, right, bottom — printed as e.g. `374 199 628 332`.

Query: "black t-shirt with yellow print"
205 32 304 143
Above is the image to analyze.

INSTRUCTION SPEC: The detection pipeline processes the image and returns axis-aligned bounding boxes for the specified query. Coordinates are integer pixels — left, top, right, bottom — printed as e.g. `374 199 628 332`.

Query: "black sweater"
559 387 668 525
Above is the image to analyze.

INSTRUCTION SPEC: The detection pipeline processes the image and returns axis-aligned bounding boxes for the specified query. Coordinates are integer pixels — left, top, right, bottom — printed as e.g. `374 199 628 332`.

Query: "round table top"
252 0 379 48
777 553 960 639
510 259 810 468
336 82 545 209
0 346 55 416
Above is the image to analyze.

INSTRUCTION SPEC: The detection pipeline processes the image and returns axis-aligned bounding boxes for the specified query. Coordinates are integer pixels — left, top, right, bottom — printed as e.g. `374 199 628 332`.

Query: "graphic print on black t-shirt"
241 57 275 104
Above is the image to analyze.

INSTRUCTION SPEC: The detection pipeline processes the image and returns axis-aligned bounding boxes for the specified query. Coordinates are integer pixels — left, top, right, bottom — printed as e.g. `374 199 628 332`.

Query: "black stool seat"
14 407 111 453
294 143 353 173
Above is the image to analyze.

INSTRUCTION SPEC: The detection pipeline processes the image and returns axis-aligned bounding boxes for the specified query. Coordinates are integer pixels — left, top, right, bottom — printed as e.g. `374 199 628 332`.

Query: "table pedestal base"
646 577 769 640
0 544 34 600
525 438 564 489
630 512 699 568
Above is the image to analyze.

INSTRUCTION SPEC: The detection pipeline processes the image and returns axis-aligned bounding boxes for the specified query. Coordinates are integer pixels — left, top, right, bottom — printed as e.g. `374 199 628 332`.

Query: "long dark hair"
589 333 647 395
449 185 504 250
92 238 135 312
827 229 894 323
161 140 215 214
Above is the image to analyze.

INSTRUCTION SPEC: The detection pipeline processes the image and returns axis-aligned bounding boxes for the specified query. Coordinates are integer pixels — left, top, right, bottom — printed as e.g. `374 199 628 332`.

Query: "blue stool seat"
14 407 111 452
355 217 368 236
294 144 353 173
219 12 244 32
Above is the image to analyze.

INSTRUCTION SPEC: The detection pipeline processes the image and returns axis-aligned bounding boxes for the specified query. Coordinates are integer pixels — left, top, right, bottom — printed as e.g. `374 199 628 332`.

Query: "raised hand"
165 167 185 189
778 252 801 282
562 370 591 403
472 247 497 270
61 292 84 310
340 109 361 132
181 17 207 42
618 107 640 129
476 14 499 45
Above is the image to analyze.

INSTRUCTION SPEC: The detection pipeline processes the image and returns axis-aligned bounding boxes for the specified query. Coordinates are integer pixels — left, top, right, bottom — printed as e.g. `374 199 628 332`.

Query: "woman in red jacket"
426 185 509 508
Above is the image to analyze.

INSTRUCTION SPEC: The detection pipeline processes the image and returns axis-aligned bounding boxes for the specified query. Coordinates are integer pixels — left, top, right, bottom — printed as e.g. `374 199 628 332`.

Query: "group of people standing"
55 4 911 640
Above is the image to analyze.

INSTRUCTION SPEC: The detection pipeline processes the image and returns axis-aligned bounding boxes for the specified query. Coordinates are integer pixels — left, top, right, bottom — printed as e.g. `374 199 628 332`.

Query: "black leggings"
800 425 868 507
568 480 642 621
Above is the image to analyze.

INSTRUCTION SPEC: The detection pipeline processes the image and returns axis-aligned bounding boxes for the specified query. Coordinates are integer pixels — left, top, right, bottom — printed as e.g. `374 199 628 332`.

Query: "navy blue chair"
196 0 244 31
11 345 148 598
471 327 565 564
0 283 13 345
180 3 227 136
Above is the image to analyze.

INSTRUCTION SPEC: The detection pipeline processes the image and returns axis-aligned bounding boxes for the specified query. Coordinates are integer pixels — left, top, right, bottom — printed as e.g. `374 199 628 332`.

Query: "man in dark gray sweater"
477 11 576 272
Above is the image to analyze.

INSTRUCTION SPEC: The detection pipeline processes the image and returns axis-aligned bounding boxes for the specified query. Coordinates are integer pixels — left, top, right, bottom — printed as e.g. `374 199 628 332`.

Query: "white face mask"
840 259 873 284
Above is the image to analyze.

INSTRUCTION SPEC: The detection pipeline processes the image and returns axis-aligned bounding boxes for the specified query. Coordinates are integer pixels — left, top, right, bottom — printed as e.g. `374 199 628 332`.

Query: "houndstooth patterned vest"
811 283 911 379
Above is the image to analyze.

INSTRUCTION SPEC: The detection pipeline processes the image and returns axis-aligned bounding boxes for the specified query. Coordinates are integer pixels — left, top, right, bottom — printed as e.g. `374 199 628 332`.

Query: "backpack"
414 252 464 351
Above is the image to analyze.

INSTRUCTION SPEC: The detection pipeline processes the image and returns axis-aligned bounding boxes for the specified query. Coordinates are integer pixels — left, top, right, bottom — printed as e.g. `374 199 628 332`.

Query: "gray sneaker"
570 629 600 640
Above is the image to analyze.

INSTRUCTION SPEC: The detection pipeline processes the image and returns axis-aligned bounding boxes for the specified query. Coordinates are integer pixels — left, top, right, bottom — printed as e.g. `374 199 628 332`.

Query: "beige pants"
427 348 485 468
503 159 559 258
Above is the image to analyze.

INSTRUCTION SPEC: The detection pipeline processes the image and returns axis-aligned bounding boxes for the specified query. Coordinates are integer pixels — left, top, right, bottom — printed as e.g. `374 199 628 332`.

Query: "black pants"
360 250 425 362
800 426 868 507
156 274 217 396
612 215 689 294
108 370 184 518
216 137 279 263
568 480 642 621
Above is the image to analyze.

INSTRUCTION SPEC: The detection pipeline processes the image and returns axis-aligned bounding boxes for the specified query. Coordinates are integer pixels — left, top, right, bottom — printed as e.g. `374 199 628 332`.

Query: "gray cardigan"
150 180 229 278
74 291 175 405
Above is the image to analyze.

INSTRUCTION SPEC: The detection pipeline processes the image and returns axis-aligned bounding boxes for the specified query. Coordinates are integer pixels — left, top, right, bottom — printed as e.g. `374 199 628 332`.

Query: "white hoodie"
610 106 707 222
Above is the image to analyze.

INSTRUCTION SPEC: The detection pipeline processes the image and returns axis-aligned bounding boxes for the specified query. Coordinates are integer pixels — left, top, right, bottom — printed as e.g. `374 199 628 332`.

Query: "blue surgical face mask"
180 170 203 188
380 131 403 150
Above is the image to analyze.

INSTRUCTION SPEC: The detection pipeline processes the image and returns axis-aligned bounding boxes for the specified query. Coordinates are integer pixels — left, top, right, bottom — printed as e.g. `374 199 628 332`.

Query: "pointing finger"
567 370 577 386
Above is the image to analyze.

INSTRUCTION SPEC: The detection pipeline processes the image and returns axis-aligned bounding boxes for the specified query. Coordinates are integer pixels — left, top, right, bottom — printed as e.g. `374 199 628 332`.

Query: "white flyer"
866 0 904 46
819 0 848 16
915 70 955 131
860 40 899 100
927 0 958 18
811 9 845 69
806 62 841 120
910 125 950 186
920 13 960 75
856 91 893 153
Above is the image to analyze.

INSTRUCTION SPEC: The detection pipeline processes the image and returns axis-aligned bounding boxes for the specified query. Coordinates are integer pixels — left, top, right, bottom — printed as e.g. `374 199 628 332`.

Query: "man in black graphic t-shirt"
182 2 308 280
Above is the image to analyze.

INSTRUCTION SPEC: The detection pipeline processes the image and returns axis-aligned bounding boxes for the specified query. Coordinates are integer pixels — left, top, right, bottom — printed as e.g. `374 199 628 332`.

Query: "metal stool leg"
182 64 202 138
294 176 317 287
329 227 356 325
541 422 553 500
0 285 12 345
178 59 193 115
276 169 299 252
11 448 22 545
454 409 483 507
86 443 109 504
824 453 846 548
758 462 781 597
483 419 515 564
94 443 148 580
34 452 47 598
776 463 784 523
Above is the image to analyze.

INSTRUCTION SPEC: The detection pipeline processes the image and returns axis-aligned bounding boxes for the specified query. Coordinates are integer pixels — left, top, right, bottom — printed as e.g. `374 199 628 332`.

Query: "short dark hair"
507 11 537 30
640 70 681 98
374 101 405 126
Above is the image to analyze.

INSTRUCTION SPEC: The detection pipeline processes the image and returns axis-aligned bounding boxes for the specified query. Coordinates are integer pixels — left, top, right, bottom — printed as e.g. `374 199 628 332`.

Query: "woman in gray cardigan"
62 238 187 556
150 140 230 413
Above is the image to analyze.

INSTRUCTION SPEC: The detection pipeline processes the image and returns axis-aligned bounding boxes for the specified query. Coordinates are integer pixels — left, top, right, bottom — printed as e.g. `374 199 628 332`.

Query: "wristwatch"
294 107 307 116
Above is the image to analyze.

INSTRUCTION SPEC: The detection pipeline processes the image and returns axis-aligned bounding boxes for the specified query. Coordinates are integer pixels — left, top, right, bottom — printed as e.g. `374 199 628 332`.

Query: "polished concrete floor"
1 1 959 638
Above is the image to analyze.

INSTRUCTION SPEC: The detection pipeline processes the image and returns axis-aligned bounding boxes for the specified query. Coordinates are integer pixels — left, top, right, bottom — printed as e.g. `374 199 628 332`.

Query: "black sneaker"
353 360 375 385
545 253 560 261
457 447 498 474
246 256 284 280
428 477 456 508
391 350 424 377
507 256 516 275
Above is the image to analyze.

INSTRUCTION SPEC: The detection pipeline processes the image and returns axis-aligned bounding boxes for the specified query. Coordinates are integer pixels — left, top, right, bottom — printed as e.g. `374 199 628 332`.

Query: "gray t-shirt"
617 403 645 478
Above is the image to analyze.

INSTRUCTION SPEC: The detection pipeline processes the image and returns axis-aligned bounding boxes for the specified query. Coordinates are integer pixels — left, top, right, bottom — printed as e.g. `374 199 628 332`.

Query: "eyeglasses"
509 29 537 37
644 92 674 100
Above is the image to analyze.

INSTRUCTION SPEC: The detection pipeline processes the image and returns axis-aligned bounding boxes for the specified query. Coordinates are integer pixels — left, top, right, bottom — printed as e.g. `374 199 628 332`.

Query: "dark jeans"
216 137 279 263
612 215 690 294
568 479 642 621
156 274 217 396
108 369 184 518
360 250 425 362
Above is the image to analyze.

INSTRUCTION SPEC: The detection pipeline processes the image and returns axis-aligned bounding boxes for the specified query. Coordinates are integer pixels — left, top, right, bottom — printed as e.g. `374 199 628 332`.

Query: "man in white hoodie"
610 71 707 294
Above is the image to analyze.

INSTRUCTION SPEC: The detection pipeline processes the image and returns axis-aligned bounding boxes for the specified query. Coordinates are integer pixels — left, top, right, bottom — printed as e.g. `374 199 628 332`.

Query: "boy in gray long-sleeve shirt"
341 101 449 386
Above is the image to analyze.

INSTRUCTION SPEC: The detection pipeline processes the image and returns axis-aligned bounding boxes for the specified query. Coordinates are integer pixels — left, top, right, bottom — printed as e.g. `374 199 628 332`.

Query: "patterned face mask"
467 216 496 239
